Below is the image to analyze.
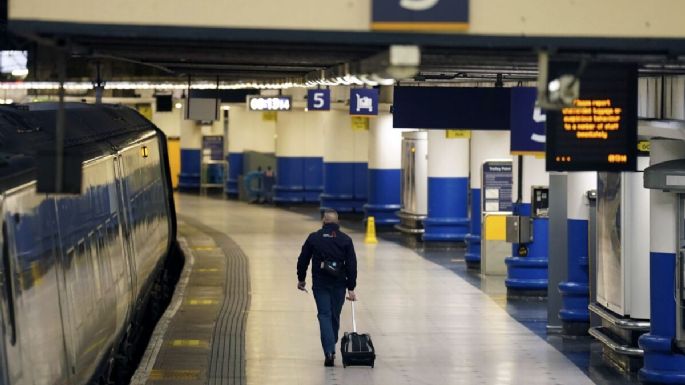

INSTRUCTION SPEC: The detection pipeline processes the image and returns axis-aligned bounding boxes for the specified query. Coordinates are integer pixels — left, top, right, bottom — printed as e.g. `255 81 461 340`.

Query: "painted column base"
422 217 469 242
464 188 482 268
464 234 481 268
364 203 401 225
322 162 367 213
505 215 549 297
366 169 401 226
559 218 590 335
639 334 685 384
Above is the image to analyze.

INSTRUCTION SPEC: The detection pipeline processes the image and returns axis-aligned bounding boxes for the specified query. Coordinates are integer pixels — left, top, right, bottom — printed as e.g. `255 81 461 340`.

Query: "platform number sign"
350 88 379 116
307 89 330 111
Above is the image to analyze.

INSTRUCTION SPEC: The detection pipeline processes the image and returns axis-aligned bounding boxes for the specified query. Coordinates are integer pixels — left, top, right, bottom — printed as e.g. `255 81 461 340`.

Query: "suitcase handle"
351 301 357 333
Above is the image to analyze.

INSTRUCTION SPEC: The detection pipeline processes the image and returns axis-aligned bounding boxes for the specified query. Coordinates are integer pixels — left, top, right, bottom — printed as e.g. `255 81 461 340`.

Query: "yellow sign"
445 130 471 139
351 116 370 131
638 140 650 153
262 111 278 122
135 103 153 120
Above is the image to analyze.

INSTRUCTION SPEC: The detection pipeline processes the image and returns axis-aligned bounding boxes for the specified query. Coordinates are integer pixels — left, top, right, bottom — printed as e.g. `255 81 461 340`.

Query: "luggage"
340 301 376 368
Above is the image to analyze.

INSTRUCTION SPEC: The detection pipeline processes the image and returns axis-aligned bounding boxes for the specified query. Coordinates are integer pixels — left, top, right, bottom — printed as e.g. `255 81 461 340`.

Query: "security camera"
547 75 580 107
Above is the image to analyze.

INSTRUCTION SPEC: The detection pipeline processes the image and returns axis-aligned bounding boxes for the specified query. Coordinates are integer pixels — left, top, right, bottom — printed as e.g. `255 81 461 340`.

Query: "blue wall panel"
274 157 305 202
365 169 401 225
303 157 324 202
321 162 368 213
179 149 201 191
423 177 469 242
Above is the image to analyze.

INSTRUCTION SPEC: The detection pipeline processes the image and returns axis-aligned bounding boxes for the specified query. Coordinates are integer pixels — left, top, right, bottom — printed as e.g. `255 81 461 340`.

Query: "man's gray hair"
322 209 339 224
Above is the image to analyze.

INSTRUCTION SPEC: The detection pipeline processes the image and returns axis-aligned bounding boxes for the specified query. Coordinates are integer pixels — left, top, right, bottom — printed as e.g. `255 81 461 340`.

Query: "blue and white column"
505 156 550 294
179 120 202 191
639 139 685 383
365 112 402 225
274 107 324 203
321 110 369 212
559 172 596 332
465 131 511 267
423 130 469 242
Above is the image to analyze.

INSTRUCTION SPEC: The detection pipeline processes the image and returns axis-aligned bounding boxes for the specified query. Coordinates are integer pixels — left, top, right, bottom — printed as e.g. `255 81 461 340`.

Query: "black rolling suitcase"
340 302 376 368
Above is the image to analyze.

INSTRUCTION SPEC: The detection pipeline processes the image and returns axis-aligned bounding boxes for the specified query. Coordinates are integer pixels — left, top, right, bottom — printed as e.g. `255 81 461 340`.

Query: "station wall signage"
371 0 469 32
247 95 292 111
482 160 513 213
392 87 510 130
350 88 379 116
510 87 546 155
545 62 638 172
307 89 330 111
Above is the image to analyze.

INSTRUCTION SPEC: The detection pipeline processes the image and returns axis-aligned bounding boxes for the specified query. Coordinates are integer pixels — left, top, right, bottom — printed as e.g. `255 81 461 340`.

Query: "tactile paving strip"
183 218 251 385
141 218 250 385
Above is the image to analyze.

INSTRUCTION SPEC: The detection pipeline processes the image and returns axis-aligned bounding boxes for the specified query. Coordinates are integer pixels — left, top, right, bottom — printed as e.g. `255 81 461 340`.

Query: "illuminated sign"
307 89 330 111
350 88 379 116
545 62 637 172
247 96 291 111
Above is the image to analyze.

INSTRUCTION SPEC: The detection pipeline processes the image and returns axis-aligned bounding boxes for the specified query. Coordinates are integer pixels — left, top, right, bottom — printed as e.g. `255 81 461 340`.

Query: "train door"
0 212 22 385
113 156 137 310
0 218 10 385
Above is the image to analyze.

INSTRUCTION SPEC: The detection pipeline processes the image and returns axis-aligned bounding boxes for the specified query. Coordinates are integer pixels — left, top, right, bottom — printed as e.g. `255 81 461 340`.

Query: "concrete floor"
153 194 600 385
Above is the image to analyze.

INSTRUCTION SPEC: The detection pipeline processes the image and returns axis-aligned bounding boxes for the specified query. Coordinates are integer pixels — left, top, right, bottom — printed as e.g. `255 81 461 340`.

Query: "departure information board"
545 62 638 172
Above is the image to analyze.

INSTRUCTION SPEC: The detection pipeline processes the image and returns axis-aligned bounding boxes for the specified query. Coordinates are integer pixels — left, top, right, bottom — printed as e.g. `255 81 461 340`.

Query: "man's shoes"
324 353 334 367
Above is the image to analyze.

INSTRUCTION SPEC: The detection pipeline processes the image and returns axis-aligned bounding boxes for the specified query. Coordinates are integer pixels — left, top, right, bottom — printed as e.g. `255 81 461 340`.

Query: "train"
0 103 178 385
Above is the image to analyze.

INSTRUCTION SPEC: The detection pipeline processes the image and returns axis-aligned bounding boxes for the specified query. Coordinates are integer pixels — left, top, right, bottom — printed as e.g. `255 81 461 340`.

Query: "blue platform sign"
482 160 513 213
510 87 546 155
307 89 330 111
372 0 469 32
350 88 379 116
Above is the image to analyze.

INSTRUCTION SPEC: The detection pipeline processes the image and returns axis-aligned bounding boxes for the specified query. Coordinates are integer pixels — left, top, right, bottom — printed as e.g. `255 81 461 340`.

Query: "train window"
1 224 16 345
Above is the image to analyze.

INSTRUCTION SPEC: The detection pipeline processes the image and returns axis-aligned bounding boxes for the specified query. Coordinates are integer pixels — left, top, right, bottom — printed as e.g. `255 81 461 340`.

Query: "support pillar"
639 139 685 384
423 130 469 242
365 112 402 225
465 130 511 267
559 172 596 335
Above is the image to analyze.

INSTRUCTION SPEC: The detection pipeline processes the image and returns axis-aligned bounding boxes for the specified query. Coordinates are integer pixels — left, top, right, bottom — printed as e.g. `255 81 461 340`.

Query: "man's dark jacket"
297 223 357 290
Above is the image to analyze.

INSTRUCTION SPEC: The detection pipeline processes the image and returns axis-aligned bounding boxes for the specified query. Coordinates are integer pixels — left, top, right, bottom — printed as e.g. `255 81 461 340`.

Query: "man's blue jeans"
313 284 346 355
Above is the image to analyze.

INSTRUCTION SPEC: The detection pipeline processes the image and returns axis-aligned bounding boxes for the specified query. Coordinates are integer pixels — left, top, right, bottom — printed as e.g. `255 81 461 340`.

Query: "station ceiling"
9 22 685 86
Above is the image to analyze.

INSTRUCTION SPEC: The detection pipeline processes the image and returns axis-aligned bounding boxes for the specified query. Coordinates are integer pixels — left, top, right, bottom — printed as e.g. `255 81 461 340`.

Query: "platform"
133 194 595 385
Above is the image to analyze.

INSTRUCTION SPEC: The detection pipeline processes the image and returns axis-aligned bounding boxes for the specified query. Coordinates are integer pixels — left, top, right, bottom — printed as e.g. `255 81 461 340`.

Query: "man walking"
297 209 357 367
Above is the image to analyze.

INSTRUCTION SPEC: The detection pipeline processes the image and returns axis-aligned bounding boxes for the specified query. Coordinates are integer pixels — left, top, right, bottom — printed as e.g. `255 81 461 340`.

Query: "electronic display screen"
545 62 638 172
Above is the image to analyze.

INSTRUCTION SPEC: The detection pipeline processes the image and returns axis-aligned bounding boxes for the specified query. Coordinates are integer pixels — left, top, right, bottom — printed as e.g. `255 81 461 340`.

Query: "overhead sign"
307 89 331 111
393 87 510 129
350 88 379 116
482 160 513 213
545 62 638 172
510 87 546 155
247 95 292 111
371 0 469 32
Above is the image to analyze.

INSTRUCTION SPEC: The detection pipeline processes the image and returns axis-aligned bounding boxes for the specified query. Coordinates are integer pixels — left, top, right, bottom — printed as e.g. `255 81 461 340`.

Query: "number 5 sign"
307 89 330 111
